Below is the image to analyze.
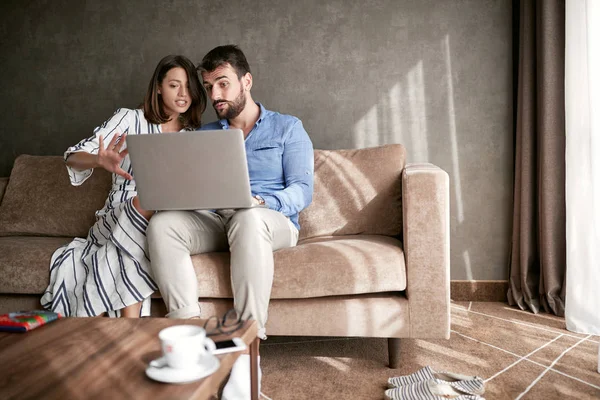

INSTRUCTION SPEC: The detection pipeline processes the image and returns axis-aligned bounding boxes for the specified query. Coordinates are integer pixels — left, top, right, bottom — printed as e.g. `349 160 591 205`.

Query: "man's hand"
253 195 266 207
98 133 133 181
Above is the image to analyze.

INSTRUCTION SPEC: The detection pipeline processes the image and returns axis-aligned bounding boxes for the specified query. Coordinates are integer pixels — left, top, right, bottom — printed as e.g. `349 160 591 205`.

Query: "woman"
41 55 207 318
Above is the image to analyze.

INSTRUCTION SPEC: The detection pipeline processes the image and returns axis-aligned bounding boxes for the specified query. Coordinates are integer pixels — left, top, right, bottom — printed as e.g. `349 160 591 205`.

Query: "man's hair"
143 54 207 129
198 45 251 78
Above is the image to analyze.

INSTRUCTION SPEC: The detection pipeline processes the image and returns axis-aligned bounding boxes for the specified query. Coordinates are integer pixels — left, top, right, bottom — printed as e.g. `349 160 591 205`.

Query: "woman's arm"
66 152 100 171
65 108 134 185
67 134 132 180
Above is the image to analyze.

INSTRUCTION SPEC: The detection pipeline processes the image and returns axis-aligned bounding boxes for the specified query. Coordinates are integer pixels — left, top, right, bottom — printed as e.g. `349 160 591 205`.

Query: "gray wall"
0 0 513 280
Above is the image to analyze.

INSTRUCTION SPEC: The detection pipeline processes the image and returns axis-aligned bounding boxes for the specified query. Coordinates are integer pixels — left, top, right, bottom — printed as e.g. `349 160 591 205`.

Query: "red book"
0 310 62 332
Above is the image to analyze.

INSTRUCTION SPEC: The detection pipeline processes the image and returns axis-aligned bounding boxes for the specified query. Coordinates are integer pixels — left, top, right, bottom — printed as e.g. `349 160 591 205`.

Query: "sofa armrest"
402 163 450 339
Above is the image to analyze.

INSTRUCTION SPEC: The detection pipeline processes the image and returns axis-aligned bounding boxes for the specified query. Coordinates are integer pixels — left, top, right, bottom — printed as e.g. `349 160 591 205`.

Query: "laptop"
126 129 255 210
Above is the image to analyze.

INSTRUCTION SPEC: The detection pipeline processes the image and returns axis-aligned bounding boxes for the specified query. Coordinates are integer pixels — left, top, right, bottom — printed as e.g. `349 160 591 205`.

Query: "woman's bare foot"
121 302 142 318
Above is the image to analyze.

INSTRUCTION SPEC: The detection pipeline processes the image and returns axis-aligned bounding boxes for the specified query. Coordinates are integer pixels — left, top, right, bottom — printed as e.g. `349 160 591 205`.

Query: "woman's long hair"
143 55 207 130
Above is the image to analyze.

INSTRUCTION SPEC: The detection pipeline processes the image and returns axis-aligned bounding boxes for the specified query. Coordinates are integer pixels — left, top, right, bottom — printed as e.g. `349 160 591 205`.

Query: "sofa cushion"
0 236 72 294
0 155 111 237
2 235 406 299
298 144 405 240
191 235 406 299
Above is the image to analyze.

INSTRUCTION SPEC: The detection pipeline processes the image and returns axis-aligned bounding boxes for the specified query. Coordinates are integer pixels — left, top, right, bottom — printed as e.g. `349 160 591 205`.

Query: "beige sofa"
0 144 449 367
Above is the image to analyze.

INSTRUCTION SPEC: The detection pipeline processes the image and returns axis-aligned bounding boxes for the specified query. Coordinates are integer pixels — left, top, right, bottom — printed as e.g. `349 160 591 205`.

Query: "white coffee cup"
158 325 216 369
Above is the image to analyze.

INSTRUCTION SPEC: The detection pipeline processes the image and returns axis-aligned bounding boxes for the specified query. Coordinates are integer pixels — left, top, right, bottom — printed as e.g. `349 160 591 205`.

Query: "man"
146 45 314 399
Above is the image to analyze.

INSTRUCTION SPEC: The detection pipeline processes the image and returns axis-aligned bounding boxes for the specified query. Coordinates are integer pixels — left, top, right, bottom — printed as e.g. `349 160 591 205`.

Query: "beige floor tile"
523 368 600 400
450 300 471 311
527 336 600 379
392 333 519 380
258 303 598 399
262 336 387 362
483 359 547 400
451 306 563 357
464 302 593 340
526 335 582 367
261 337 390 400
549 337 600 387
261 331 522 399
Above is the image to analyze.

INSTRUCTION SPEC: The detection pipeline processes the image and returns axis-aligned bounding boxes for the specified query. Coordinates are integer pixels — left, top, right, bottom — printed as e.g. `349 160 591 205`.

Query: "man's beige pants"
146 208 298 339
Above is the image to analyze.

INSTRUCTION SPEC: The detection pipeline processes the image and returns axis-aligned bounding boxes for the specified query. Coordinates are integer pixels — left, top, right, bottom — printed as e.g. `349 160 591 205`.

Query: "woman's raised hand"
98 133 133 181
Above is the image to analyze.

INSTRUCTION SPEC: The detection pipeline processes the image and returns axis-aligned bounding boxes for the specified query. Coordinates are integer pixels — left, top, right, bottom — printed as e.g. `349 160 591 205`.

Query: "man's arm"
261 121 314 216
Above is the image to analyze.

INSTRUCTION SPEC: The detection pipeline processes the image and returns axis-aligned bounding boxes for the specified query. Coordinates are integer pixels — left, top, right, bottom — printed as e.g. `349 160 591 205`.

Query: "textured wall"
0 0 512 280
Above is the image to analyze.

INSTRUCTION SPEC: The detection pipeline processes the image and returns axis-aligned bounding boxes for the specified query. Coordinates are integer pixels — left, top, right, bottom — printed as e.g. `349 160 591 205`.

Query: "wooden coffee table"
0 317 259 400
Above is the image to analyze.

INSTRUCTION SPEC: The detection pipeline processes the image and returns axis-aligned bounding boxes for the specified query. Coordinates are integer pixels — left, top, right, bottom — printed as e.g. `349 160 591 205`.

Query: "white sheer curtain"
565 0 600 335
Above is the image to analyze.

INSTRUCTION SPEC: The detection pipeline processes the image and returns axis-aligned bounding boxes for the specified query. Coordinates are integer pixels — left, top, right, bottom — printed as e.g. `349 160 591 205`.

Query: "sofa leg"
388 338 401 368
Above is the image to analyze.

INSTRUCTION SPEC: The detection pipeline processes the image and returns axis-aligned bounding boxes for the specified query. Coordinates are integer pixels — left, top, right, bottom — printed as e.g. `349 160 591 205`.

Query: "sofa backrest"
298 144 405 241
0 155 111 237
0 145 406 240
0 177 8 205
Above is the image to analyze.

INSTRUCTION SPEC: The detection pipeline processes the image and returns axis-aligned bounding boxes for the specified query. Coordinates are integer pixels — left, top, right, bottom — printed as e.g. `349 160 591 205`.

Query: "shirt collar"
217 102 268 129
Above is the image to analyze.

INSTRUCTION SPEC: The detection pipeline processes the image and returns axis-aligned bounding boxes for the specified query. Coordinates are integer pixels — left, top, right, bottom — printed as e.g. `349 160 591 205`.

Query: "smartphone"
212 337 247 355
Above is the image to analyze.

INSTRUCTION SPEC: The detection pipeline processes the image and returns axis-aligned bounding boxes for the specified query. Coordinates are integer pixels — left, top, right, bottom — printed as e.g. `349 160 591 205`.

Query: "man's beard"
214 87 246 120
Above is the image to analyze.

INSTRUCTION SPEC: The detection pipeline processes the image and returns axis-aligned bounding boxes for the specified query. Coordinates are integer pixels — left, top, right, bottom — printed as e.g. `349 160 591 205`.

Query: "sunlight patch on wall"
352 61 428 157
353 104 379 149
388 82 402 144
463 251 473 280
444 34 464 224
408 60 428 161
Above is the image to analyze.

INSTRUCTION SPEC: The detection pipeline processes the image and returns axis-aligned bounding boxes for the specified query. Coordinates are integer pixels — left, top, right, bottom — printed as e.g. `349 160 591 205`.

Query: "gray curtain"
507 0 566 316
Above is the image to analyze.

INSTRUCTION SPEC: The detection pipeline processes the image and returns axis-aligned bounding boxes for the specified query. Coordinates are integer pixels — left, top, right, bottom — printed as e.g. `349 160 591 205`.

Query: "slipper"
388 366 484 395
384 379 486 400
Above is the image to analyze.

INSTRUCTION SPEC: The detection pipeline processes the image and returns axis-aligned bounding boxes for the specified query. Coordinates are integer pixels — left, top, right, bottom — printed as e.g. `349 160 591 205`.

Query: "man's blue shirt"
200 103 314 230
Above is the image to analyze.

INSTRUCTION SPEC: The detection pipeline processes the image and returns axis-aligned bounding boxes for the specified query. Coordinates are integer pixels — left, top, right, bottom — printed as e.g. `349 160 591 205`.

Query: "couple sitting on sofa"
40 44 314 399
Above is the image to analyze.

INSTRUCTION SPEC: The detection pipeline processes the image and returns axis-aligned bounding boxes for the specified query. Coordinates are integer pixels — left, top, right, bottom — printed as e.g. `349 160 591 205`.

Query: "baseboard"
451 280 508 302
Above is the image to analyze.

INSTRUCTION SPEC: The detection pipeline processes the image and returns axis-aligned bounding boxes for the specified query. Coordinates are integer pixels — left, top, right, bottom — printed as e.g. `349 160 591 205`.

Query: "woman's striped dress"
41 108 180 317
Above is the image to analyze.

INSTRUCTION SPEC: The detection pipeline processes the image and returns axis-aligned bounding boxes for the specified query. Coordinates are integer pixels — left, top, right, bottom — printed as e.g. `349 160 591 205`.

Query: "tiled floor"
259 302 600 399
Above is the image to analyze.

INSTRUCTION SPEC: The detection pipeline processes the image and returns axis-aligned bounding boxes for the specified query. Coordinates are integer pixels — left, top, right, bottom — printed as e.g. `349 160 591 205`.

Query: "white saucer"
145 355 220 384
